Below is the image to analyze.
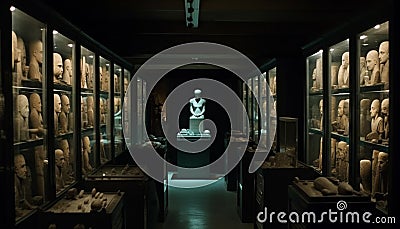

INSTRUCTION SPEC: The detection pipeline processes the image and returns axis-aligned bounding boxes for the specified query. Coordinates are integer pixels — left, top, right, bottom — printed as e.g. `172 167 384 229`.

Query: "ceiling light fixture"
185 0 200 28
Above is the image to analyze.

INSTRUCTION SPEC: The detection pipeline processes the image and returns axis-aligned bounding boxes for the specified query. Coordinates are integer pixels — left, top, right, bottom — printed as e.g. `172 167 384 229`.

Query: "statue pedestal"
189 118 203 134
175 134 211 179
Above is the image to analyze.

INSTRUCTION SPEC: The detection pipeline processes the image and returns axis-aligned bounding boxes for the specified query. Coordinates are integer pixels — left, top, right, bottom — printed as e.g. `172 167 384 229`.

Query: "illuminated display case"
0 1 133 227
303 18 395 215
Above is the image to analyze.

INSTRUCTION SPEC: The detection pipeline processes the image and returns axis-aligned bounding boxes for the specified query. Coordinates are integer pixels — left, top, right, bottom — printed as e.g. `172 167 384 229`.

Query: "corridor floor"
154 178 253 229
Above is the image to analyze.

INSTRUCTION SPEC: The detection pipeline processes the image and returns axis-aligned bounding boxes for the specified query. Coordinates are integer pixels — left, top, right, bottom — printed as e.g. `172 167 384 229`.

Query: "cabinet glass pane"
358 21 389 213
306 50 323 171
81 47 96 175
137 78 143 143
269 68 277 150
260 72 267 148
329 39 350 182
252 76 259 143
123 69 131 148
114 64 123 156
142 80 147 141
53 32 76 194
12 8 48 221
99 56 111 164
242 81 248 135
247 79 252 138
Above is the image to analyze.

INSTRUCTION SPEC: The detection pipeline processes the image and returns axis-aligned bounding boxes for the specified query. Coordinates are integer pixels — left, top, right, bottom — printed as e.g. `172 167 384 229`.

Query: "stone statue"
14 94 30 142
86 96 94 127
360 99 372 138
381 98 389 140
82 136 93 175
53 53 63 84
28 40 43 81
379 41 389 89
190 89 206 119
81 96 87 128
365 50 380 86
54 94 61 134
14 154 36 214
335 141 349 182
12 31 18 71
359 57 367 85
337 52 349 88
16 36 28 85
55 149 65 191
59 139 74 184
360 159 372 194
59 95 71 133
62 59 73 85
366 99 384 141
81 56 87 88
376 152 388 194
332 99 349 135
189 89 206 134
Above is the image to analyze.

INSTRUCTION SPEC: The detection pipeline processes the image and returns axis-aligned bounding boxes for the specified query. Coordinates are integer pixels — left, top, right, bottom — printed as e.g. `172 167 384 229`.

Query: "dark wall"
276 55 306 162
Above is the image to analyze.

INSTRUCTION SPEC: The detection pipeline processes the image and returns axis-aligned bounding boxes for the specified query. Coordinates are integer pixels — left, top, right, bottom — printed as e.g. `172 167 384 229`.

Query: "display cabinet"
304 17 394 215
1 1 133 227
53 31 77 195
357 21 390 214
11 8 50 224
80 46 97 177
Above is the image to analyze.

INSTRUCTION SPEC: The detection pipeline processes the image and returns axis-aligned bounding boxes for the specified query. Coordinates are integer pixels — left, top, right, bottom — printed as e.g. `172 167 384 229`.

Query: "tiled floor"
153 177 253 229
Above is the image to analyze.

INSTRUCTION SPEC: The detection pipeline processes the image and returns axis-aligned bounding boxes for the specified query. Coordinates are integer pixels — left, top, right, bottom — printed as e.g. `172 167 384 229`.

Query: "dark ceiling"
38 0 391 66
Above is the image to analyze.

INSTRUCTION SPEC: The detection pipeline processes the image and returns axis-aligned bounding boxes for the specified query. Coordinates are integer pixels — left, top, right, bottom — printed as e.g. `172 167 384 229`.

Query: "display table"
39 192 125 229
175 134 212 179
287 180 374 228
84 165 149 229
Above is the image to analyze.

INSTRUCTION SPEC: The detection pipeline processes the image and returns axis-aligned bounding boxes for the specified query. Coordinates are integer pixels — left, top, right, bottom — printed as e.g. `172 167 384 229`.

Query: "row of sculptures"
310 97 389 141
313 140 388 199
12 31 126 92
311 41 390 91
14 135 100 216
13 91 126 142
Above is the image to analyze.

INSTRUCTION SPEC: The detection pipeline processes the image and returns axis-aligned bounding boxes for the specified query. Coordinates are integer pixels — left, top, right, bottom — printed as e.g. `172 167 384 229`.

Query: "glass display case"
329 39 350 182
81 47 96 176
304 18 394 215
53 31 76 194
357 21 389 213
113 64 123 156
99 56 112 164
12 7 49 222
2 1 134 227
306 50 324 171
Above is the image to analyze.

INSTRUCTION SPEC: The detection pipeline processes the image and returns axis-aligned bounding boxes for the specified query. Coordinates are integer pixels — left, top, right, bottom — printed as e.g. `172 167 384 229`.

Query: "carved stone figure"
55 149 65 191
53 53 63 84
365 50 380 86
14 94 30 142
28 40 43 81
62 59 73 85
59 95 70 133
337 52 349 88
379 41 389 89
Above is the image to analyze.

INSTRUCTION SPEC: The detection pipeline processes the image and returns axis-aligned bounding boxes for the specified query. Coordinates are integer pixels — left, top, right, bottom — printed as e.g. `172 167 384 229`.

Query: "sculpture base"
189 118 203 134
